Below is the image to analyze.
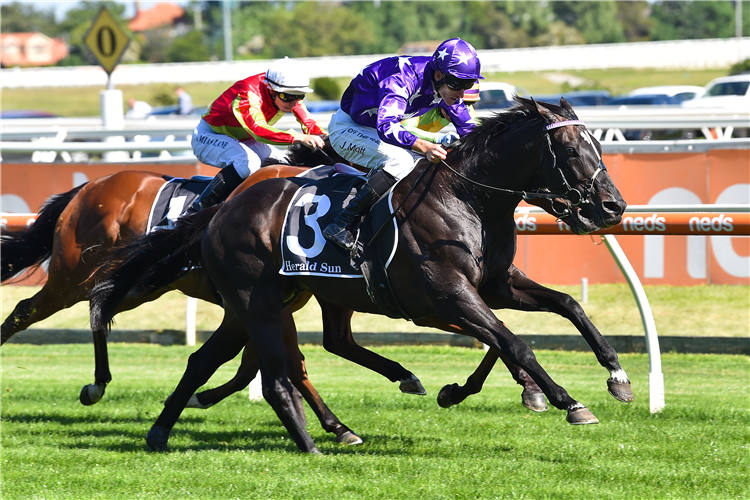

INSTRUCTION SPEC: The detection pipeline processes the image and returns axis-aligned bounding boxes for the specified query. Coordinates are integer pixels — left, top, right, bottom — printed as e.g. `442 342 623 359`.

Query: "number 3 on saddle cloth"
147 176 212 233
280 166 407 320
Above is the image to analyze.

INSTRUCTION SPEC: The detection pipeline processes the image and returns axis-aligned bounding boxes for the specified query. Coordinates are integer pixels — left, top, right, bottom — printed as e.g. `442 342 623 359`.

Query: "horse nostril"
603 201 625 217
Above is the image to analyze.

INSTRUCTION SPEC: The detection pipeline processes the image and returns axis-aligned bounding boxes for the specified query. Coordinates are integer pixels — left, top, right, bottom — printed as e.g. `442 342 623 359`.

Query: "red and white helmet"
265 57 314 94
432 38 483 81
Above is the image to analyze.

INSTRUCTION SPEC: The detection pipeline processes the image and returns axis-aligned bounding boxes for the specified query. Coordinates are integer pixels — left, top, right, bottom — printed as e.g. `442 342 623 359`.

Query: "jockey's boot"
187 166 244 214
323 169 396 252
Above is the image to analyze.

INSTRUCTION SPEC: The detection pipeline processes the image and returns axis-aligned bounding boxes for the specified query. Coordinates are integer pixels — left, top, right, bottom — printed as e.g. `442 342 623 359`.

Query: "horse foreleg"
416 316 547 411
431 281 595 425
501 267 633 403
318 299 424 394
438 347 499 408
147 313 248 452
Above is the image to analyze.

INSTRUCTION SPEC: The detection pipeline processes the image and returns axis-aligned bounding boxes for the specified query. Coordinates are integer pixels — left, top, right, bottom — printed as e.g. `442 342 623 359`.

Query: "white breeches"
191 118 286 179
328 109 420 181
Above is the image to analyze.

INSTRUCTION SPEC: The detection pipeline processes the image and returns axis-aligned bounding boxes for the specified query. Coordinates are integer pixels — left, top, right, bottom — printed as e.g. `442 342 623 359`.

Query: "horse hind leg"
147 313 248 452
1 285 72 344
280 307 362 445
319 299 425 395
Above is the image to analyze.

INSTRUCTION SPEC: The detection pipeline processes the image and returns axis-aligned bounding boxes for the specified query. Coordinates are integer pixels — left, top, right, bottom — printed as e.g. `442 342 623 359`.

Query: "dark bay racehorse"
92 97 633 453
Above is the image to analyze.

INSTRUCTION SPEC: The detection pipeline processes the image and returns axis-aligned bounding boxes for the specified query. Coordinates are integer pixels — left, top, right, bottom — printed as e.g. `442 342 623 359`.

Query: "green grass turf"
1 344 747 499
3 283 748 337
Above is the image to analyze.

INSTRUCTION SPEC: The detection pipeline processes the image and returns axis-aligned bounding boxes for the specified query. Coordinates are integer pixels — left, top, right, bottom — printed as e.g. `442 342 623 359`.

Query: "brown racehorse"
92 98 635 453
0 152 368 444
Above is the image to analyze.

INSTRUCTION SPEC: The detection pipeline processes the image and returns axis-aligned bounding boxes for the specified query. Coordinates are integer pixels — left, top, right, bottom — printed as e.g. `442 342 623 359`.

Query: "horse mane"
263 137 348 168
451 95 574 164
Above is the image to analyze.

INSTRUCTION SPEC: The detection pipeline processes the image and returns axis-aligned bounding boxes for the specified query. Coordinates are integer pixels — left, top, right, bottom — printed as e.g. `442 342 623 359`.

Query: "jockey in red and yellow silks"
202 73 324 145
188 57 325 214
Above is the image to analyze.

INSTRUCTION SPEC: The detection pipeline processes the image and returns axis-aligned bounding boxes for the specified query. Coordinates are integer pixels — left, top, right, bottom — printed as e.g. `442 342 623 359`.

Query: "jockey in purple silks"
323 38 484 252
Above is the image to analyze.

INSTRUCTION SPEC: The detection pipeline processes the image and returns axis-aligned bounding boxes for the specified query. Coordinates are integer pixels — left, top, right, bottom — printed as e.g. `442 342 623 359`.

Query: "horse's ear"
530 96 555 124
559 97 578 119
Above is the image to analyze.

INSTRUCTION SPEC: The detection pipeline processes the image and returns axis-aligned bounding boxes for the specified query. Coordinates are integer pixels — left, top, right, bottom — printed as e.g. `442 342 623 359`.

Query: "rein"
439 118 605 216
438 159 564 202
366 117 605 247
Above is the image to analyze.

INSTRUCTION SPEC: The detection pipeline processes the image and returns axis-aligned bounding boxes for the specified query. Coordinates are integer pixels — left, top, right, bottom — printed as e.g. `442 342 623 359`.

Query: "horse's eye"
566 147 577 157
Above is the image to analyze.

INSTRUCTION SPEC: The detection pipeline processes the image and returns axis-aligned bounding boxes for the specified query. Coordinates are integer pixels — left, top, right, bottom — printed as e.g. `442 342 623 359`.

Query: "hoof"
399 374 426 395
186 394 214 409
607 379 634 402
566 407 599 425
146 426 171 452
337 430 364 445
437 384 458 408
79 383 106 406
521 389 548 412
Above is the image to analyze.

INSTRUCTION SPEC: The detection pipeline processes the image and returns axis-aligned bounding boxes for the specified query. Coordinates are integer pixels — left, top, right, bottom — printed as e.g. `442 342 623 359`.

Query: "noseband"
544 120 606 215
439 118 605 218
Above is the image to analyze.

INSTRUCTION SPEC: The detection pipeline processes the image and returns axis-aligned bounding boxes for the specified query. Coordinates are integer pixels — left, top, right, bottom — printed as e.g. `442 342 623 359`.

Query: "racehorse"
0 148 375 444
91 97 634 453
1 141 549 418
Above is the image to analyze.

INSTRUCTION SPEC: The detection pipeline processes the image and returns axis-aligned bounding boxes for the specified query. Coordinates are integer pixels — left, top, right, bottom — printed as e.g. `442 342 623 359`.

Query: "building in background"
0 33 68 67
128 2 187 33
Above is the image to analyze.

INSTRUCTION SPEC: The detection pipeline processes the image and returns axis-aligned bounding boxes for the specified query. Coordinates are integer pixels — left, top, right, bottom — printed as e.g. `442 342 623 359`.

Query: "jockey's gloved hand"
436 132 460 147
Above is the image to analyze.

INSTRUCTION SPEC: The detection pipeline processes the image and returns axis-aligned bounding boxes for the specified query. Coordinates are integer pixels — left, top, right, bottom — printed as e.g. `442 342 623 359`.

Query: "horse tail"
1 184 86 283
89 206 220 333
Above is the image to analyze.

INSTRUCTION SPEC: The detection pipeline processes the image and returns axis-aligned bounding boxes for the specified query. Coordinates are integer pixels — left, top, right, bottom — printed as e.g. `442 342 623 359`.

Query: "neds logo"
622 214 666 232
688 214 734 232
515 214 537 231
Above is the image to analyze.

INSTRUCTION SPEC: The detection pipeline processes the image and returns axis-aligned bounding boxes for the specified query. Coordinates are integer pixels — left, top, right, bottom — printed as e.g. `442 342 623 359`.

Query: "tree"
552 1 626 44
650 1 736 40
616 1 654 42
234 2 374 59
167 30 211 63
0 2 59 36
463 2 531 49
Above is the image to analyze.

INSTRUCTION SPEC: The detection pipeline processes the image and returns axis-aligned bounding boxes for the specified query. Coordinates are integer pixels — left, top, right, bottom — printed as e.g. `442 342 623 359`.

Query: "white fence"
3 38 749 89
2 106 749 164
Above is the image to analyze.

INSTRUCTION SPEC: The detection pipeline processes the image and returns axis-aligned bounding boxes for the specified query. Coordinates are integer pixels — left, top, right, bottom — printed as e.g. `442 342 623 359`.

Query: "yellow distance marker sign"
83 7 131 75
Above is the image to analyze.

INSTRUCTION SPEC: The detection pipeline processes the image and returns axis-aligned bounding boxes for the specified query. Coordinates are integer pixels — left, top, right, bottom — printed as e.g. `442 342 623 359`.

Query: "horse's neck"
449 134 545 221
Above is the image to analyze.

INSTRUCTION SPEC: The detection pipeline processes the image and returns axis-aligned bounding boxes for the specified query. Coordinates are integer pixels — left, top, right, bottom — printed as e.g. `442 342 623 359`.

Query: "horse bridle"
439 118 606 217
543 119 607 215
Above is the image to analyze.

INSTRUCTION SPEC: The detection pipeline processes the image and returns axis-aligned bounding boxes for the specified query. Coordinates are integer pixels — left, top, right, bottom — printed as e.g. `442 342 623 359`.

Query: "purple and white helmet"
432 38 484 81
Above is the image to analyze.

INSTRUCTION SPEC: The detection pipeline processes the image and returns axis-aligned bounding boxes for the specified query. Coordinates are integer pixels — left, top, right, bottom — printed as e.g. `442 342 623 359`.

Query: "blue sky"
24 1 191 22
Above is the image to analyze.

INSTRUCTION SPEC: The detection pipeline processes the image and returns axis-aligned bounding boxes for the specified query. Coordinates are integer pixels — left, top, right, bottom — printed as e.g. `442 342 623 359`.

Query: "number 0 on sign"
83 6 131 75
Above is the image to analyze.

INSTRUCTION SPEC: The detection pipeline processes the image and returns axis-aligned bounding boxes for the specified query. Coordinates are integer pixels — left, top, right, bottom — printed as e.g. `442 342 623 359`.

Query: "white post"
603 235 665 413
222 0 233 62
248 375 263 401
100 88 128 161
581 277 589 303
185 297 198 347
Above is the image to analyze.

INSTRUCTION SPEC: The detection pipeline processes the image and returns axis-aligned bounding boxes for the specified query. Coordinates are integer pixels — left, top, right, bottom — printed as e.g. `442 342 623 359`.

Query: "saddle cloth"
279 165 398 278
146 176 211 233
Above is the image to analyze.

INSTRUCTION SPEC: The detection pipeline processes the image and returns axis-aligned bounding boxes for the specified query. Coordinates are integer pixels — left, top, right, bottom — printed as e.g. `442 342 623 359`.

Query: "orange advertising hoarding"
1 150 748 285
516 149 749 285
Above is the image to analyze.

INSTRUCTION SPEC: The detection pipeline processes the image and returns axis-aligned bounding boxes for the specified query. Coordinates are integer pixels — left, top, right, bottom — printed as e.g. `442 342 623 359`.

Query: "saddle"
147 176 212 233
280 165 410 320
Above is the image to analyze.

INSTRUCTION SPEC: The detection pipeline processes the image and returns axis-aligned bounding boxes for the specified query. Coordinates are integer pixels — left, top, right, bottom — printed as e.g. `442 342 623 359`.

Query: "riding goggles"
444 74 477 91
277 92 305 103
